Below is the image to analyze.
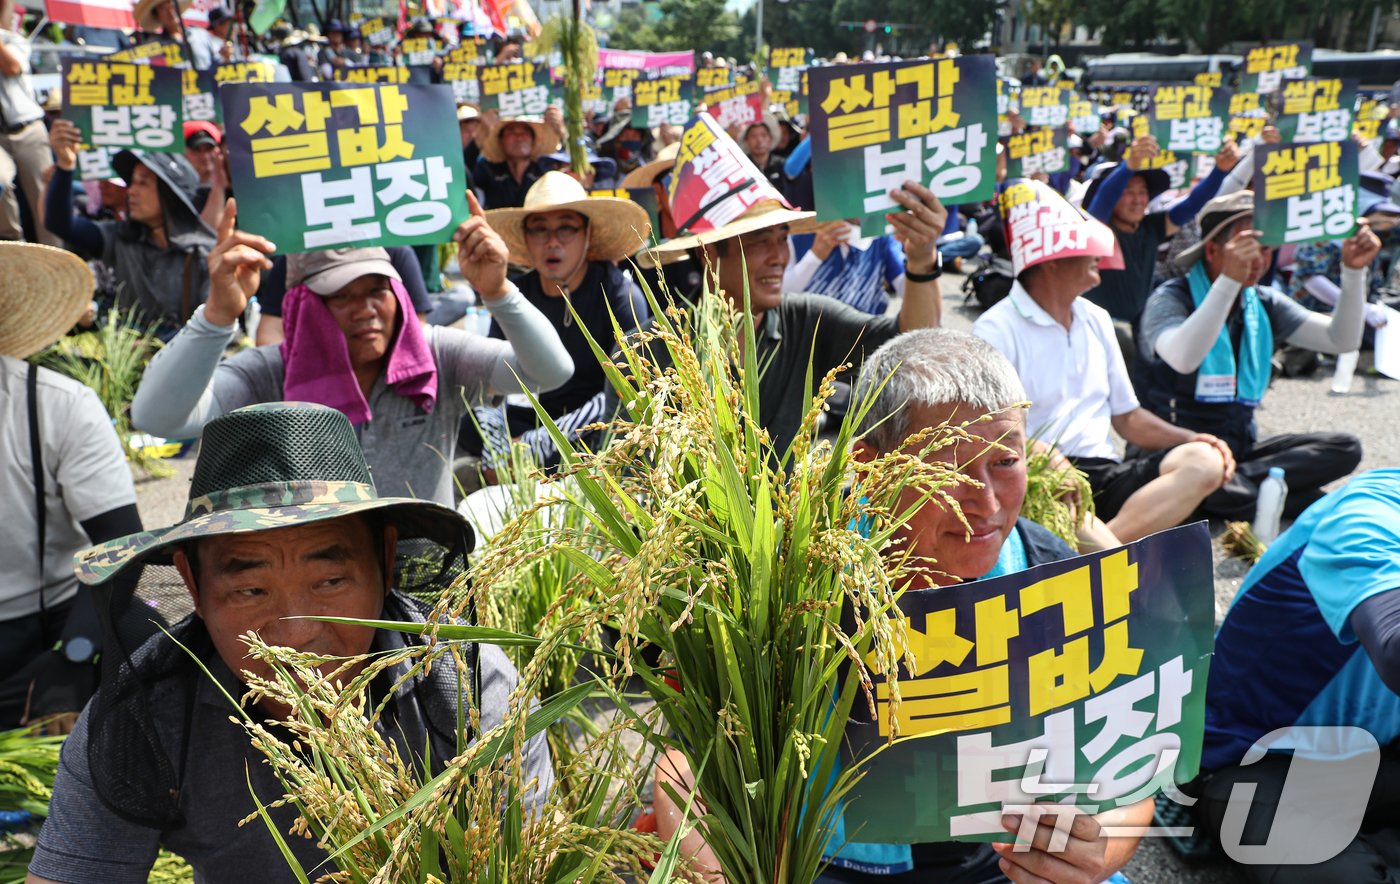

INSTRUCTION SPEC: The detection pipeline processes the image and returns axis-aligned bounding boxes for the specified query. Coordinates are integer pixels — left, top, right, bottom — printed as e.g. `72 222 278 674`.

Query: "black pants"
1198 432 1362 521
0 599 73 729
1195 748 1400 883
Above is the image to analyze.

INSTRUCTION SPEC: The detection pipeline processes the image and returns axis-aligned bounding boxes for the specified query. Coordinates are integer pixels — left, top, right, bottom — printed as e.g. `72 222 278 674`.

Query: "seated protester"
638 122 946 456
183 121 230 231
975 180 1233 544
1137 190 1377 519
1082 134 1241 333
784 219 908 316
1286 174 1400 350
458 103 483 190
472 172 649 474
1156 129 1277 284
251 245 433 346
26 403 552 883
596 115 655 181
128 197 573 507
653 328 1154 883
474 108 565 210
781 131 814 211
1192 469 1400 884
539 144 619 191
0 244 144 731
740 113 787 199
617 143 704 311
45 122 215 340
641 121 946 456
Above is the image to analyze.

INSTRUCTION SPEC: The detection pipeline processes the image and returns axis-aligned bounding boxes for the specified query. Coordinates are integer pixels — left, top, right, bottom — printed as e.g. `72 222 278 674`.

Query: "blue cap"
1268 467 1286 480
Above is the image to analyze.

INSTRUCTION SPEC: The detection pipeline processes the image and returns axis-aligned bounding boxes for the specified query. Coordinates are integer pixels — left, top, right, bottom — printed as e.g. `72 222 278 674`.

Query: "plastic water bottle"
1253 467 1289 545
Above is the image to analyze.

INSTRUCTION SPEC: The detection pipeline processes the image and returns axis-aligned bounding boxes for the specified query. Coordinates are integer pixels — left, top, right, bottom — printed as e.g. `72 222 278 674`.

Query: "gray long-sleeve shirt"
131 284 573 504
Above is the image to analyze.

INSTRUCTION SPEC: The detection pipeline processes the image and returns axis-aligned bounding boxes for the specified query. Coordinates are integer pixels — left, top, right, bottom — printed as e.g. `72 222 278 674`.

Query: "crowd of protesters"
3 0 1400 878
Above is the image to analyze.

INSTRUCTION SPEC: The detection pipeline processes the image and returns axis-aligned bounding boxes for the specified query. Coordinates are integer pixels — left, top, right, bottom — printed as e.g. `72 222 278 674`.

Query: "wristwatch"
905 251 943 283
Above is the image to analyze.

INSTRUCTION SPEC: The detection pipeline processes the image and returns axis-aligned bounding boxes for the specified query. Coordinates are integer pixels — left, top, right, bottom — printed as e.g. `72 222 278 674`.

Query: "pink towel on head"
280 278 437 426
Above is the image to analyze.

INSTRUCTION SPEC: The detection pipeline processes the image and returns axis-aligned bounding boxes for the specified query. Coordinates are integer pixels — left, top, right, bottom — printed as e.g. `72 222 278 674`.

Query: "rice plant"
1021 447 1096 552
446 274 973 884
233 272 977 882
29 307 171 478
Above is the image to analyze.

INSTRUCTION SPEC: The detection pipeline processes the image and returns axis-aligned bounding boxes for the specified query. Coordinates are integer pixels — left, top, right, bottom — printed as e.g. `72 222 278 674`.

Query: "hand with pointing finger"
204 198 275 327
453 191 511 303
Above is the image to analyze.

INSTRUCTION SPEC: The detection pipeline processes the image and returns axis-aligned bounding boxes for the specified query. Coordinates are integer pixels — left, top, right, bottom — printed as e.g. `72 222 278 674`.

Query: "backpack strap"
28 363 47 622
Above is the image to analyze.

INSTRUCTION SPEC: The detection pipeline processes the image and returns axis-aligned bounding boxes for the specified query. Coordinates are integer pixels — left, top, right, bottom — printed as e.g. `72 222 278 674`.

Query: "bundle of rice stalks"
1022 448 1096 551
1221 521 1267 563
30 307 170 478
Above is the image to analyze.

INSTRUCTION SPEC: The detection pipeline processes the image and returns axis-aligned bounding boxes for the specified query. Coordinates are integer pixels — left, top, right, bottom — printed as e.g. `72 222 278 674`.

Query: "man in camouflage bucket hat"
26 402 553 884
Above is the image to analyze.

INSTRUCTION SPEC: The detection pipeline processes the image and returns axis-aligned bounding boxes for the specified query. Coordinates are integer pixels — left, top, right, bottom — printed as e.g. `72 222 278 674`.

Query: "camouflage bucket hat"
75 403 474 586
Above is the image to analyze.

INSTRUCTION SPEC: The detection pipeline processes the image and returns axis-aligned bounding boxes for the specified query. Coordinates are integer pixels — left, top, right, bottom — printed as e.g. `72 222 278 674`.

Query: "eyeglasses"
523 224 585 244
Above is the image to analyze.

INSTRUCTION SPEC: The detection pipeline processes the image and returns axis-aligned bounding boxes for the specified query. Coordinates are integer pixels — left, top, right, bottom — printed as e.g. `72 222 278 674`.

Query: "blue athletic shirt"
1201 469 1400 772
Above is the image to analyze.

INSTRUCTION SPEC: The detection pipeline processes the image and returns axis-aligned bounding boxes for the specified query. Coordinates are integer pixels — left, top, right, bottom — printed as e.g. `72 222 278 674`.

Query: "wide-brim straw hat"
134 0 192 32
486 171 652 267
0 243 93 359
1175 189 1255 269
639 200 818 268
620 141 680 190
479 116 562 163
75 403 474 586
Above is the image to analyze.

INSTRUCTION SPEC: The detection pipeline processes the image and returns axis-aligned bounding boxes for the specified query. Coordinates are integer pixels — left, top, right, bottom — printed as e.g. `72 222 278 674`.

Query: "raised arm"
452 191 572 395
130 200 275 437
887 180 946 331
1284 223 1381 355
1151 231 1261 373
45 121 106 257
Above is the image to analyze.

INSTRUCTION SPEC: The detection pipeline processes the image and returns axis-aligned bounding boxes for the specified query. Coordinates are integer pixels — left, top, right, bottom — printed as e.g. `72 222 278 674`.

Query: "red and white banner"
45 0 135 30
181 0 225 28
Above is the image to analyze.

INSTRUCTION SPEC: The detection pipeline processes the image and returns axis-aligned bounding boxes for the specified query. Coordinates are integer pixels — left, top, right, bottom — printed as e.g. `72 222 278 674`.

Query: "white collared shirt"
973 282 1138 461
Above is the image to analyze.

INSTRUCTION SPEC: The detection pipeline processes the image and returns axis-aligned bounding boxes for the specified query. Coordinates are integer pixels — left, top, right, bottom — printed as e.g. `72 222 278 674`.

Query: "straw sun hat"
479 116 563 163
0 243 93 360
486 171 652 267
134 0 192 32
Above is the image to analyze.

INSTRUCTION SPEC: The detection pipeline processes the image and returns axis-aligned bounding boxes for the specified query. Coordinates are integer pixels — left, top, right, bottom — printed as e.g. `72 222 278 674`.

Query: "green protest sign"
808 56 998 232
839 523 1215 845
401 36 438 67
1069 96 1099 136
359 17 395 48
333 66 412 85
1148 83 1232 153
769 47 811 118
603 67 643 106
63 60 184 180
1004 126 1070 177
1354 96 1388 142
185 61 279 126
442 47 482 104
1252 140 1359 247
183 68 217 124
1019 85 1068 128
631 74 694 128
108 40 186 67
1275 78 1357 143
478 61 553 115
220 82 469 254
1228 91 1268 141
1240 41 1312 94
695 65 732 100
